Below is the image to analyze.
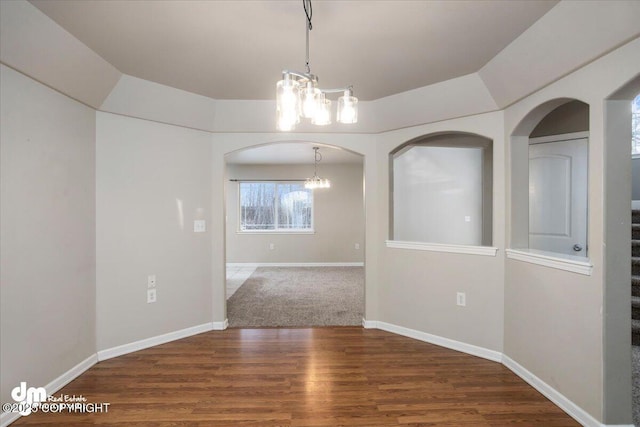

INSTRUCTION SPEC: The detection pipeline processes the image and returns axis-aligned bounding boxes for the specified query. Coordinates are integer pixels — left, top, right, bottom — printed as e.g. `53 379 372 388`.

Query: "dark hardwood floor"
12 327 578 426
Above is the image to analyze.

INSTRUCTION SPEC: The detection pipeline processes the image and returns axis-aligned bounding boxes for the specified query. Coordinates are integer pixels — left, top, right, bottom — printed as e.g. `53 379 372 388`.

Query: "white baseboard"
212 319 229 330
372 320 503 362
365 320 634 426
226 262 364 268
362 318 377 329
501 355 633 427
0 353 97 427
97 322 214 361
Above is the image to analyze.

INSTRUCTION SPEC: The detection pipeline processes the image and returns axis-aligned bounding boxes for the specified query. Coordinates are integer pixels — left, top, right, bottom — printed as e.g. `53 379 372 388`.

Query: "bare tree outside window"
239 182 313 231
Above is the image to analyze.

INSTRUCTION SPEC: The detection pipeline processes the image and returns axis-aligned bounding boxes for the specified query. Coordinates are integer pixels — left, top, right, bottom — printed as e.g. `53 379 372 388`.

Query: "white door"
529 137 588 256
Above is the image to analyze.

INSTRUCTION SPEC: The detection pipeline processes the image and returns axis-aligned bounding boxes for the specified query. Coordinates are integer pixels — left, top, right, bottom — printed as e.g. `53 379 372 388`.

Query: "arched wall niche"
389 131 494 247
509 98 590 253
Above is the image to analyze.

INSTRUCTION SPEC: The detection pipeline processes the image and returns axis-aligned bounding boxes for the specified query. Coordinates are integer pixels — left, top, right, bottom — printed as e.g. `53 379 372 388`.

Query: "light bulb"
312 93 331 126
301 81 320 118
337 90 358 124
276 75 300 130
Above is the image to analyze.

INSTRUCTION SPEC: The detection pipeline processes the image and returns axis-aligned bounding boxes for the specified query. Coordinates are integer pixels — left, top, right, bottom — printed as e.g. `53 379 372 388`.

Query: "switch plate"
355 243 360 250
147 289 157 303
464 216 471 222
194 220 206 233
456 292 466 306
147 275 156 288
269 243 275 250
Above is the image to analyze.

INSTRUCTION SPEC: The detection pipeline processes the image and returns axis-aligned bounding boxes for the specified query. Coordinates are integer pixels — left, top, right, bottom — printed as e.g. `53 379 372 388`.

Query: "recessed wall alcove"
389 132 494 249
509 99 590 271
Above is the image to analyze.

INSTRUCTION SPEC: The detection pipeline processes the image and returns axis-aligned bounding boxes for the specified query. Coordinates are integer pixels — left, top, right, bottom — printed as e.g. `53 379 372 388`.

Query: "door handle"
573 244 583 252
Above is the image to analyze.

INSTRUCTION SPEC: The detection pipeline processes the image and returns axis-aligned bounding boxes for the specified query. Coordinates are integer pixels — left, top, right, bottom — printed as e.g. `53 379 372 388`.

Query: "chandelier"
305 147 330 189
276 0 358 131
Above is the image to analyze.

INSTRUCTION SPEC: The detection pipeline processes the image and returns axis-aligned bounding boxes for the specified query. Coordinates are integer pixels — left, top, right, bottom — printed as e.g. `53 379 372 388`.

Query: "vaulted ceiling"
29 0 558 101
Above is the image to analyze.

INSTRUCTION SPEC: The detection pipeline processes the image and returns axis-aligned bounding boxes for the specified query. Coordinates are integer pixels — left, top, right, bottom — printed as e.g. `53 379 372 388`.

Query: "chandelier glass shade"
276 0 358 131
305 147 331 189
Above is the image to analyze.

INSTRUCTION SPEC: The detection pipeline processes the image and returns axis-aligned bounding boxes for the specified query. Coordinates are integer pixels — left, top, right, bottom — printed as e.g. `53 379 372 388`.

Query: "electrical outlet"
355 243 360 250
193 220 206 233
269 243 275 250
147 275 156 288
147 289 157 303
456 292 466 306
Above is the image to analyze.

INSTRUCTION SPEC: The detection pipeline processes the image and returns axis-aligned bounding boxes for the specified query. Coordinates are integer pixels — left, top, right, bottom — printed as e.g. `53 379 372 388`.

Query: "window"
633 94 640 156
239 182 313 232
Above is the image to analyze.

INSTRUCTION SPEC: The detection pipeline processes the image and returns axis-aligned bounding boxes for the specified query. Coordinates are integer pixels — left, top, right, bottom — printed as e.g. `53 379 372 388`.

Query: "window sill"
385 240 498 256
237 230 315 235
505 248 592 276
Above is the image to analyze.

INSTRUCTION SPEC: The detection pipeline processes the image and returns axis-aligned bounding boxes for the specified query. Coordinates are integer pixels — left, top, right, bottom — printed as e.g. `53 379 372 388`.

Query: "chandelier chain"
304 0 312 74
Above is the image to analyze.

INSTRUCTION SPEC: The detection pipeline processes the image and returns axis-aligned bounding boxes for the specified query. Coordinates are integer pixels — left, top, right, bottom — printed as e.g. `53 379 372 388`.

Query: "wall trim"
97 322 214 361
501 355 630 427
506 248 593 275
212 319 229 330
226 262 364 268
0 353 97 427
369 320 502 362
385 240 498 257
362 318 378 329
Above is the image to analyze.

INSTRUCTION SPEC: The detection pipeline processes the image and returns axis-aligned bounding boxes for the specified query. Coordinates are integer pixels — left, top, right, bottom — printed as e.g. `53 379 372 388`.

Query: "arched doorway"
222 141 366 327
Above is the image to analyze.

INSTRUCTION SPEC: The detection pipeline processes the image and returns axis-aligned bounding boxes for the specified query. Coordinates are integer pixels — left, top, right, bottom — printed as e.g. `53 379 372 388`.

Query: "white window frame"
237 181 315 234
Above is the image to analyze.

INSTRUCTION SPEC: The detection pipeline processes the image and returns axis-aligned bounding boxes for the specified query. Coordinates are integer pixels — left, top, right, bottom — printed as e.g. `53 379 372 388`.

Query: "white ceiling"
225 142 363 165
29 0 558 101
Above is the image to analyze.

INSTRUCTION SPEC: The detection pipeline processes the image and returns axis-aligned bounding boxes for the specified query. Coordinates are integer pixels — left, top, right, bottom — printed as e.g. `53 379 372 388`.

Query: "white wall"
503 37 640 423
0 65 96 404
226 163 364 264
96 112 213 351
1 2 639 424
376 111 506 354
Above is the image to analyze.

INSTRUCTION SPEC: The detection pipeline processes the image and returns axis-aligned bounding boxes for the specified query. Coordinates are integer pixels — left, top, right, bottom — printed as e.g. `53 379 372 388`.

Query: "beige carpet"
227 266 364 327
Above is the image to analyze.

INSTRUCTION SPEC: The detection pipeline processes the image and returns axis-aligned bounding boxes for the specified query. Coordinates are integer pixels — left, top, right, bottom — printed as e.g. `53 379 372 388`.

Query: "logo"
10 382 46 416
3 382 111 417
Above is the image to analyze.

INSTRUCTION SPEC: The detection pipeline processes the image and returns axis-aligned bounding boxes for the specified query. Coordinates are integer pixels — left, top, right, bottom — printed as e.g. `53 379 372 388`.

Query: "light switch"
464 216 471 222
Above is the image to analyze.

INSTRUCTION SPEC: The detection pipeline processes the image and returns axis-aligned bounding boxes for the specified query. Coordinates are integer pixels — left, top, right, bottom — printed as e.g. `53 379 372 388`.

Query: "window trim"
505 248 592 276
237 180 314 233
386 240 498 256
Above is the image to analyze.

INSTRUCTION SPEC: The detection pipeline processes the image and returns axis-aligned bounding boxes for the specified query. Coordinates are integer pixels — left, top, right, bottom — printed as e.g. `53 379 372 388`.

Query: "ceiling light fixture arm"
281 71 353 97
